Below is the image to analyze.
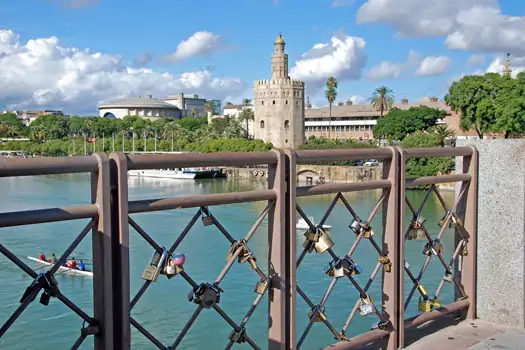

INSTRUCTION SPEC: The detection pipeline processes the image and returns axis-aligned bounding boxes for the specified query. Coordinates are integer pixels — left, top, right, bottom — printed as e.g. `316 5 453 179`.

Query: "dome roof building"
98 95 182 120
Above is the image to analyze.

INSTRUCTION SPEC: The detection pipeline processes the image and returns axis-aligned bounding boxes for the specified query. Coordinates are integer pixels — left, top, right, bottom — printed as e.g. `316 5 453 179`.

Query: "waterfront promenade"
1 141 524 349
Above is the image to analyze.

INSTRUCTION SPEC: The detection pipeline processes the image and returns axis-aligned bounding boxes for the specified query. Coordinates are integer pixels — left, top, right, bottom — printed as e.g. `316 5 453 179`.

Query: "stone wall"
456 139 525 328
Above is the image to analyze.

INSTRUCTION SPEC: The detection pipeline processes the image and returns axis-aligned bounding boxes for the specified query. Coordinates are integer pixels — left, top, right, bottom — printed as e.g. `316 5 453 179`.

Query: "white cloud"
161 31 222 62
416 56 452 76
0 29 246 114
331 0 354 8
365 49 421 81
349 95 368 104
356 0 525 55
366 61 402 81
467 54 485 66
289 32 367 87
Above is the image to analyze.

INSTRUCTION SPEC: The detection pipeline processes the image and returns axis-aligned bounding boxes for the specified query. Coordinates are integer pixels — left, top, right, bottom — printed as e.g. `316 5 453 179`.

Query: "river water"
0 175 457 349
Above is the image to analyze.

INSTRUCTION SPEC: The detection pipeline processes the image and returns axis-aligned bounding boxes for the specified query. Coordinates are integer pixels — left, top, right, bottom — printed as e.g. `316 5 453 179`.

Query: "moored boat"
27 256 93 277
128 167 227 180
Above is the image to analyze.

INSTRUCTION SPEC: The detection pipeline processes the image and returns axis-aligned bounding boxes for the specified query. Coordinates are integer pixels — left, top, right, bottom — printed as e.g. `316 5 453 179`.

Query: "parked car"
363 159 379 167
354 160 364 166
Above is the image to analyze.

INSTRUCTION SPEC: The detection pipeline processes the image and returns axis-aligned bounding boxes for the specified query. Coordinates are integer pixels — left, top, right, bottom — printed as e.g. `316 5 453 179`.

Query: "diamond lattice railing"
402 184 471 314
128 203 275 349
294 191 393 349
0 219 99 349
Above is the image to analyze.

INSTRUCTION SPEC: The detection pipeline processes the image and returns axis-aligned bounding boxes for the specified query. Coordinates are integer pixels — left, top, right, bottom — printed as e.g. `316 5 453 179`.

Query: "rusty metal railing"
0 154 114 349
0 147 478 349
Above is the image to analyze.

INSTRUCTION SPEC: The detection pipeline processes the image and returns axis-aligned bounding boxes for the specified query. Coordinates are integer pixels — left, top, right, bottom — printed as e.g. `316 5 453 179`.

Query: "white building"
98 95 182 120
163 93 207 117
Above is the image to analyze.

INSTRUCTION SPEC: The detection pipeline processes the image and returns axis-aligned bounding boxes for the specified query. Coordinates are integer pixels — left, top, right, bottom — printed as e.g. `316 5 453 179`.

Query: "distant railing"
0 146 478 350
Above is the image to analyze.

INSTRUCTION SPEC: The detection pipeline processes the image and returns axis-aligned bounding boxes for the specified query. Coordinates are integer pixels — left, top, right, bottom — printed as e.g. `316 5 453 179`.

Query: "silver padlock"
359 294 375 316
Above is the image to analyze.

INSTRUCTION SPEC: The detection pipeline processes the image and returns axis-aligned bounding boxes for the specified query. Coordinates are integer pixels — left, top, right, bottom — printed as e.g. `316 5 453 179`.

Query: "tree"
177 116 208 132
204 100 216 116
371 86 394 118
443 73 524 138
432 125 456 147
373 106 445 141
325 76 338 140
0 113 26 137
239 99 254 139
494 97 525 138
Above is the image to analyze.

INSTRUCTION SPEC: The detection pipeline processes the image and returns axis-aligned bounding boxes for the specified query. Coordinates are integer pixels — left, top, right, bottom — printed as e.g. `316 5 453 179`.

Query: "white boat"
128 167 227 180
296 216 332 230
27 256 93 277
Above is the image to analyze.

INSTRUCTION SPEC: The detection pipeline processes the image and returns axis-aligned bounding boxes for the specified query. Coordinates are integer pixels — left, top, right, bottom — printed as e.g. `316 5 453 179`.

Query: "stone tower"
253 33 305 148
503 53 512 77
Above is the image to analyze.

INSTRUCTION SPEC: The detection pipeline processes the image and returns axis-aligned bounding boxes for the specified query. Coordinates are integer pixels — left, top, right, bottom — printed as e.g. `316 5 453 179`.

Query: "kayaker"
78 260 86 271
48 253 57 264
39 252 46 261
67 257 77 269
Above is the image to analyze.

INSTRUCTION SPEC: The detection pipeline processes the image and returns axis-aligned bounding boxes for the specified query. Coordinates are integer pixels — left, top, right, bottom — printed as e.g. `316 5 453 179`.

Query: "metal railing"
0 146 478 349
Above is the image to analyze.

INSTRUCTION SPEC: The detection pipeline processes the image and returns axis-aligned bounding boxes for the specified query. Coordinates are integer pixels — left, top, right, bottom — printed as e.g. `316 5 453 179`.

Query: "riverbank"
224 165 456 191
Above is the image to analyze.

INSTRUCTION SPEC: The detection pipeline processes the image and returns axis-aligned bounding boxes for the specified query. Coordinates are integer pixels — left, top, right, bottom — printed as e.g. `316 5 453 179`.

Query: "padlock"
228 327 247 343
239 251 257 270
142 248 169 282
378 256 392 273
349 219 361 234
371 320 389 331
363 226 374 239
40 291 51 306
165 264 183 279
418 297 441 313
302 239 315 253
254 278 270 295
438 210 454 228
460 244 468 256
359 294 375 316
409 214 426 239
314 228 334 254
201 207 214 226
326 258 345 278
308 306 327 322
443 272 453 283
345 258 363 275
304 229 320 242
422 239 443 256
188 283 223 309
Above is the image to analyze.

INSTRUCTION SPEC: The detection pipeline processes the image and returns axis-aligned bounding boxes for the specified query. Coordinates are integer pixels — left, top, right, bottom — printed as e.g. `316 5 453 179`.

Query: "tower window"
260 120 265 128
284 120 289 129
261 101 264 105
296 101 300 106
285 100 288 105
272 100 276 105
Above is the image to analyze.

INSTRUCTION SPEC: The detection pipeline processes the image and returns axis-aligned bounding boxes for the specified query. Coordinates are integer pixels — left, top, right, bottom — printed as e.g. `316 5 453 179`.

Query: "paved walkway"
406 319 525 350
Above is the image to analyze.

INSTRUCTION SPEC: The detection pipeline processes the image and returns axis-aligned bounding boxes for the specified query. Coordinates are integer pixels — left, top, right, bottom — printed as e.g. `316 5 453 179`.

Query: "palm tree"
325 76 338 140
239 99 254 138
371 86 394 118
204 101 216 117
190 108 198 117
432 125 455 147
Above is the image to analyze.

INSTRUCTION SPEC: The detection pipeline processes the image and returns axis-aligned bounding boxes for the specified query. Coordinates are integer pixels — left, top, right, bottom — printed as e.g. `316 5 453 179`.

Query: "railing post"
397 147 407 348
457 146 478 320
267 149 294 349
109 152 131 349
91 153 114 349
382 147 400 350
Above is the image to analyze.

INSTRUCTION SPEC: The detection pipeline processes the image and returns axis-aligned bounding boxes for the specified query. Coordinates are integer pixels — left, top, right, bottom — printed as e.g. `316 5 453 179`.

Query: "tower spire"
271 33 288 78
503 53 512 77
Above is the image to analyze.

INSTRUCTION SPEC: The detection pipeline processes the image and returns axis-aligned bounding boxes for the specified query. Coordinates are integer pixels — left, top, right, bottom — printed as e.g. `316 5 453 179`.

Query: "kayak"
27 256 93 278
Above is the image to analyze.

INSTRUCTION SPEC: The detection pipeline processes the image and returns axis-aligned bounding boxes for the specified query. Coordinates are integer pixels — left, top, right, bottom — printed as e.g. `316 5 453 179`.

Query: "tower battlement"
254 79 305 88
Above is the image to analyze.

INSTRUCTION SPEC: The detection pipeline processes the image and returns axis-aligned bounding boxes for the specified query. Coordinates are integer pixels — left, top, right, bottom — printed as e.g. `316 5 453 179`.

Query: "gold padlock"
254 278 270 295
363 226 374 239
460 244 468 256
378 256 392 273
359 294 375 316
314 229 334 254
228 328 246 343
308 307 327 322
304 230 320 242
302 239 315 253
418 297 440 312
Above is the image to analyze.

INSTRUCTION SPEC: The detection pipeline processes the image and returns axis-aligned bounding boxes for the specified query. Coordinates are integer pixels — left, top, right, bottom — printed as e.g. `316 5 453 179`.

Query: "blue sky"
0 0 524 114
